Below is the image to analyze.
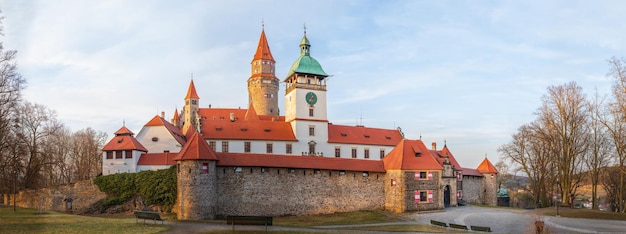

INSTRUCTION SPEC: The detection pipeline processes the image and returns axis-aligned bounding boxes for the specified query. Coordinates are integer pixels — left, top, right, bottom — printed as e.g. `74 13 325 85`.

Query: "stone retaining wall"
4 180 106 213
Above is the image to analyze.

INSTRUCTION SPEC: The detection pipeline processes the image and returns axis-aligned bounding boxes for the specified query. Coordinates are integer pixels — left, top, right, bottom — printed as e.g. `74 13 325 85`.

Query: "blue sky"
2 0 625 168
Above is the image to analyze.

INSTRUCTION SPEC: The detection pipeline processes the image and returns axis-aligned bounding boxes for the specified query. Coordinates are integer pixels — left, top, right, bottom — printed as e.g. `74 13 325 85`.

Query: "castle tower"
174 132 218 220
284 26 330 155
248 27 279 116
182 79 200 134
477 157 498 206
172 107 181 128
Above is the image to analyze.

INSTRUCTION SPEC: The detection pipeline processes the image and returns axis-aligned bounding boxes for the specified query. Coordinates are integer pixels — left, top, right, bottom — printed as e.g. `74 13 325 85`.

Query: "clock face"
305 92 318 106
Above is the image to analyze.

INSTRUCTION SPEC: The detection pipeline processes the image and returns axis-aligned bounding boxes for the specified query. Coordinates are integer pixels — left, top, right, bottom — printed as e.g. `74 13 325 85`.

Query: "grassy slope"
0 205 168 234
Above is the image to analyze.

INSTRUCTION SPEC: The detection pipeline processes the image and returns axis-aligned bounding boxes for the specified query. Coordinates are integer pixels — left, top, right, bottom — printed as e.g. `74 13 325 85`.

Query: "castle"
101 27 498 220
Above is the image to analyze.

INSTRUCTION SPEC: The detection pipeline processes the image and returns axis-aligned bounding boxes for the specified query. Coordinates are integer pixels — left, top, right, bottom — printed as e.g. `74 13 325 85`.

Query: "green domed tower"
284 28 329 123
284 26 330 156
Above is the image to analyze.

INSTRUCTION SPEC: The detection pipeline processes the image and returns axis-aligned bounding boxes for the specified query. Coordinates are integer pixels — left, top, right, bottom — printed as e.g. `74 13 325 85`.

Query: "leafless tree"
0 14 26 194
13 102 62 189
536 81 589 206
603 57 626 212
587 89 612 209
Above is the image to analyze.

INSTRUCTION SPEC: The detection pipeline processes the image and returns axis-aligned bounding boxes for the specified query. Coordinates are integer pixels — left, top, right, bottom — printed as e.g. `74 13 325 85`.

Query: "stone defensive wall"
2 180 106 213
214 166 386 217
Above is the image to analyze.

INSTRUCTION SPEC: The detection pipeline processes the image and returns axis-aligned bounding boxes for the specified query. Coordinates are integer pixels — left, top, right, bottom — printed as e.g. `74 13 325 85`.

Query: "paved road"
163 206 626 233
406 205 626 233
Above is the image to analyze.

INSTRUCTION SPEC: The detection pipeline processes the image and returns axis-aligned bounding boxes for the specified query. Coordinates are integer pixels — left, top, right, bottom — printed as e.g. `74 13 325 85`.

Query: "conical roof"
253 29 275 62
185 79 199 100
477 157 498 174
174 132 218 161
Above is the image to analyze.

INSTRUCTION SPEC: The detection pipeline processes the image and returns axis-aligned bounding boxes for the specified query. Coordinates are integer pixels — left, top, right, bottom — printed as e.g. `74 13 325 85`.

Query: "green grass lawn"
537 207 626 221
0 205 169 234
273 210 397 227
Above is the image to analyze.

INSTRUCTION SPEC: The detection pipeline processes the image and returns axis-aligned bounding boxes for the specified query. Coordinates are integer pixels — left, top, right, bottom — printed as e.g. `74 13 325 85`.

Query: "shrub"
93 166 177 211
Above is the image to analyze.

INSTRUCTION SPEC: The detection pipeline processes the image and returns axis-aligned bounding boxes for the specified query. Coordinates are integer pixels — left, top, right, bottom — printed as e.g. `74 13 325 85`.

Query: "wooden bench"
449 223 468 230
471 225 492 232
134 210 166 225
226 216 273 226
430 220 448 227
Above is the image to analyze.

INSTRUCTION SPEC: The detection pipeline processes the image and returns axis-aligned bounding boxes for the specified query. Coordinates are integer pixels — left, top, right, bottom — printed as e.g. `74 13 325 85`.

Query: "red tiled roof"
198 108 296 141
217 153 385 172
477 157 498 174
244 103 259 121
253 29 275 62
144 115 186 145
174 132 218 161
102 135 148 152
382 140 443 170
461 167 483 177
114 126 134 136
137 152 178 165
172 108 180 121
185 79 199 100
430 145 462 170
328 124 402 146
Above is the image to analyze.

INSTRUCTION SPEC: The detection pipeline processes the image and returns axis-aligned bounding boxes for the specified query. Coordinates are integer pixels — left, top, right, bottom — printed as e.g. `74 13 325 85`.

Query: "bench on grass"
226 216 273 226
134 210 166 225
471 225 492 232
430 220 448 227
449 223 468 230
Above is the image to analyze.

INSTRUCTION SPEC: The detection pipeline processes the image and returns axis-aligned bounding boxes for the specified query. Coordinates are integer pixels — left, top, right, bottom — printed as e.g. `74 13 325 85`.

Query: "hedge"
93 166 177 211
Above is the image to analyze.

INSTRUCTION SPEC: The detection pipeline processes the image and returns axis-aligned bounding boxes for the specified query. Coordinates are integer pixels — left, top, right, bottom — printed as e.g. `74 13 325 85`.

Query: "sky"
2 0 625 168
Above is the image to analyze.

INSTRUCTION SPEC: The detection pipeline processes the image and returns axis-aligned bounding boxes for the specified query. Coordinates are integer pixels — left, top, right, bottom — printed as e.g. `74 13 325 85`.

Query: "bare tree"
0 13 25 195
13 102 62 189
536 81 589 206
604 57 626 212
70 128 107 181
587 89 612 209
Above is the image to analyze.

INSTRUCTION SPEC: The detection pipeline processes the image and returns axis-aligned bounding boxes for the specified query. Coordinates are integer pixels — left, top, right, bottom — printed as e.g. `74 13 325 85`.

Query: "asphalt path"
162 206 626 233
407 205 626 233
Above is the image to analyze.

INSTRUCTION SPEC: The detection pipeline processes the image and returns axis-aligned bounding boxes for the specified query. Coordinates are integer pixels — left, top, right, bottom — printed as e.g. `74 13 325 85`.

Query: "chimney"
230 113 235 122
432 142 437 150
161 111 165 118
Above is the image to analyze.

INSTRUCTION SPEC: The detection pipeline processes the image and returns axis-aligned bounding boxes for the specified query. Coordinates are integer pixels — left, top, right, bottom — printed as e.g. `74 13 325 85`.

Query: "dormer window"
264 129 271 132
151 137 159 142
415 152 421 157
341 133 347 137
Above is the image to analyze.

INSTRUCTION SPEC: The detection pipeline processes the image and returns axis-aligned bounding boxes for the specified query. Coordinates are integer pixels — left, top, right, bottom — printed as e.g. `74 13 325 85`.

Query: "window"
151 137 159 142
288 168 296 173
457 190 463 199
261 167 268 173
266 143 273 154
234 167 242 173
116 151 123 159
415 171 433 180
244 142 251 153
209 141 216 151
309 144 315 155
364 148 370 159
309 108 314 117
314 169 321 174
380 149 385 159
362 172 369 177
222 141 229 152
125 150 132 159
339 170 346 175
334 147 341 158
415 190 433 203
309 126 315 136
457 172 463 181
106 151 113 159
201 163 208 174
351 148 357 158
191 100 197 105
286 143 293 154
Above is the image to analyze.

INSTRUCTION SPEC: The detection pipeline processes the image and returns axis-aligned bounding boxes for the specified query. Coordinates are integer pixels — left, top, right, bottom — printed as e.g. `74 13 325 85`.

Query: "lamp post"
13 163 18 212
556 178 560 217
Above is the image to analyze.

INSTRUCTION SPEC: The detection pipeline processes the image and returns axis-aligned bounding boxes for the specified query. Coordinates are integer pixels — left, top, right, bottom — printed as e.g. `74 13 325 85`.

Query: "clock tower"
284 28 329 155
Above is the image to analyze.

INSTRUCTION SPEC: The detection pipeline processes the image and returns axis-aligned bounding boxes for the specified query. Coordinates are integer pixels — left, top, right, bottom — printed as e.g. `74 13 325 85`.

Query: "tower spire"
248 27 279 116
